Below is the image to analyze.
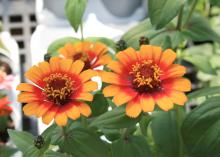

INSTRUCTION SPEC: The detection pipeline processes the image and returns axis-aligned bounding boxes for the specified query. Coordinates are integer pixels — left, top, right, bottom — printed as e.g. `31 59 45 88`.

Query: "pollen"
129 60 163 91
43 73 74 105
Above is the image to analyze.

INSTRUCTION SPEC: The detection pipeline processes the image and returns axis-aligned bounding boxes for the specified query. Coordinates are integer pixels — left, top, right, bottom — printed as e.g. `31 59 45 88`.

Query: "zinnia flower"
16 57 98 126
0 96 12 116
58 41 111 70
0 70 14 90
101 45 191 118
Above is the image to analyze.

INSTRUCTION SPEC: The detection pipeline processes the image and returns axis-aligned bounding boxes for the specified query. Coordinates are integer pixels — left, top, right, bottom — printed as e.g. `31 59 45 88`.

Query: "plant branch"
176 4 184 30
185 0 198 26
80 22 84 41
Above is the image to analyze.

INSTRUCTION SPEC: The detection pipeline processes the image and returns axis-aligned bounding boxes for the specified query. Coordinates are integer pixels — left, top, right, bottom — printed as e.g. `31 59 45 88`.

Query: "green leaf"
121 19 165 50
47 37 80 56
45 150 71 157
188 86 220 99
0 145 18 157
210 0 220 6
182 54 216 75
89 106 140 129
59 128 110 157
181 96 220 157
65 0 87 32
0 116 8 131
150 109 185 157
112 136 153 157
89 93 108 117
183 14 220 43
85 37 116 51
148 0 183 29
8 129 50 157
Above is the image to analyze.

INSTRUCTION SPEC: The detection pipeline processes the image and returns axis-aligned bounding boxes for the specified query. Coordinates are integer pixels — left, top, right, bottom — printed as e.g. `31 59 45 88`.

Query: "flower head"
101 45 191 118
0 96 12 116
17 57 98 126
0 70 14 90
58 41 111 70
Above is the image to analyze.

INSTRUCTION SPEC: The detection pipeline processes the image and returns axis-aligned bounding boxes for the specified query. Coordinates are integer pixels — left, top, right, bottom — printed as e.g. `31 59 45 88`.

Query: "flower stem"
176 4 184 30
81 116 87 127
184 0 198 26
80 22 84 41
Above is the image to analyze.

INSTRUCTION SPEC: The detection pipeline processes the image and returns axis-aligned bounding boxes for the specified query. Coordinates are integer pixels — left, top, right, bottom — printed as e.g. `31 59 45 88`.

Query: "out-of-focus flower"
58 41 111 70
17 57 98 126
101 45 191 118
0 96 12 116
0 70 14 90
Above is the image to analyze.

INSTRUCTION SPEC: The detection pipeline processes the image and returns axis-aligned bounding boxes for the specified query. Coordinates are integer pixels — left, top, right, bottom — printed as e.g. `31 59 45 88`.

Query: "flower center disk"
43 73 73 105
129 60 163 93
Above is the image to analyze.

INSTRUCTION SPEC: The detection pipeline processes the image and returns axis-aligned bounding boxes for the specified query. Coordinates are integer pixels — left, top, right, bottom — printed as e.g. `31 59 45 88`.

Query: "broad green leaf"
8 129 50 157
183 14 220 43
45 150 71 157
148 0 183 29
0 146 18 157
89 93 108 117
181 96 220 157
210 0 220 6
121 19 165 50
89 106 140 129
182 54 216 74
112 136 153 157
150 109 185 157
47 37 80 56
86 37 116 51
188 86 220 99
59 128 110 157
65 0 87 32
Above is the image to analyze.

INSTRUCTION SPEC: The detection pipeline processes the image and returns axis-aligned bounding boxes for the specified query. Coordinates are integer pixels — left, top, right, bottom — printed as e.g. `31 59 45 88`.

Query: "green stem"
184 0 198 26
176 4 184 30
81 116 87 127
80 22 84 41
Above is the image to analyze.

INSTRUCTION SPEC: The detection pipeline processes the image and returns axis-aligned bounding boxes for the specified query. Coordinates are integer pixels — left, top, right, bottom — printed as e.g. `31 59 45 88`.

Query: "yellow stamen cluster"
130 60 163 88
43 73 74 105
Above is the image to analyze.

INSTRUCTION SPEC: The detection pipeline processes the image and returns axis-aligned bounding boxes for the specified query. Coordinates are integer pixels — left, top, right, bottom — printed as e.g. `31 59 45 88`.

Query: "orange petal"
42 107 59 125
159 49 176 69
100 71 130 86
112 88 137 106
126 99 142 118
107 61 124 74
152 46 162 63
49 57 61 72
116 48 137 65
60 59 73 72
16 83 38 92
103 85 120 97
65 43 75 54
163 78 191 92
79 69 97 82
168 90 188 106
82 81 98 92
38 61 51 76
70 60 85 74
76 92 93 101
25 66 43 85
161 64 186 80
55 111 68 126
93 42 108 55
79 103 91 117
17 92 40 103
92 54 112 68
36 102 53 118
59 47 68 57
23 102 39 116
154 94 173 111
140 45 153 59
140 94 155 112
66 104 80 120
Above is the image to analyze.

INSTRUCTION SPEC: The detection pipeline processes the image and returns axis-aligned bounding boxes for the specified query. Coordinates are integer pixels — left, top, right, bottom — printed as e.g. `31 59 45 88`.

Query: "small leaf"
148 0 183 29
112 136 153 157
47 37 80 56
181 96 220 157
89 106 140 129
65 0 87 32
188 86 220 99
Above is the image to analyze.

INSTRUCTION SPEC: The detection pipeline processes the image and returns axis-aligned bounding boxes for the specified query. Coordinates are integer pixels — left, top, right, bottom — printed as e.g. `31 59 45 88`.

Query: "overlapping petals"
17 57 98 126
101 45 191 118
0 96 12 116
58 41 111 70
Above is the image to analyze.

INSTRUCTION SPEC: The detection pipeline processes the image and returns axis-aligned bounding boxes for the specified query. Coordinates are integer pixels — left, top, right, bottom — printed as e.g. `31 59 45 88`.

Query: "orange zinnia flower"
0 96 12 116
16 57 97 126
58 41 111 70
101 45 191 118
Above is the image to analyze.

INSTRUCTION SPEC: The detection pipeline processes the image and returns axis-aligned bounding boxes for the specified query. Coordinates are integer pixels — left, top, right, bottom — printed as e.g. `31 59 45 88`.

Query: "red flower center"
73 52 91 70
129 60 163 93
43 73 73 105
